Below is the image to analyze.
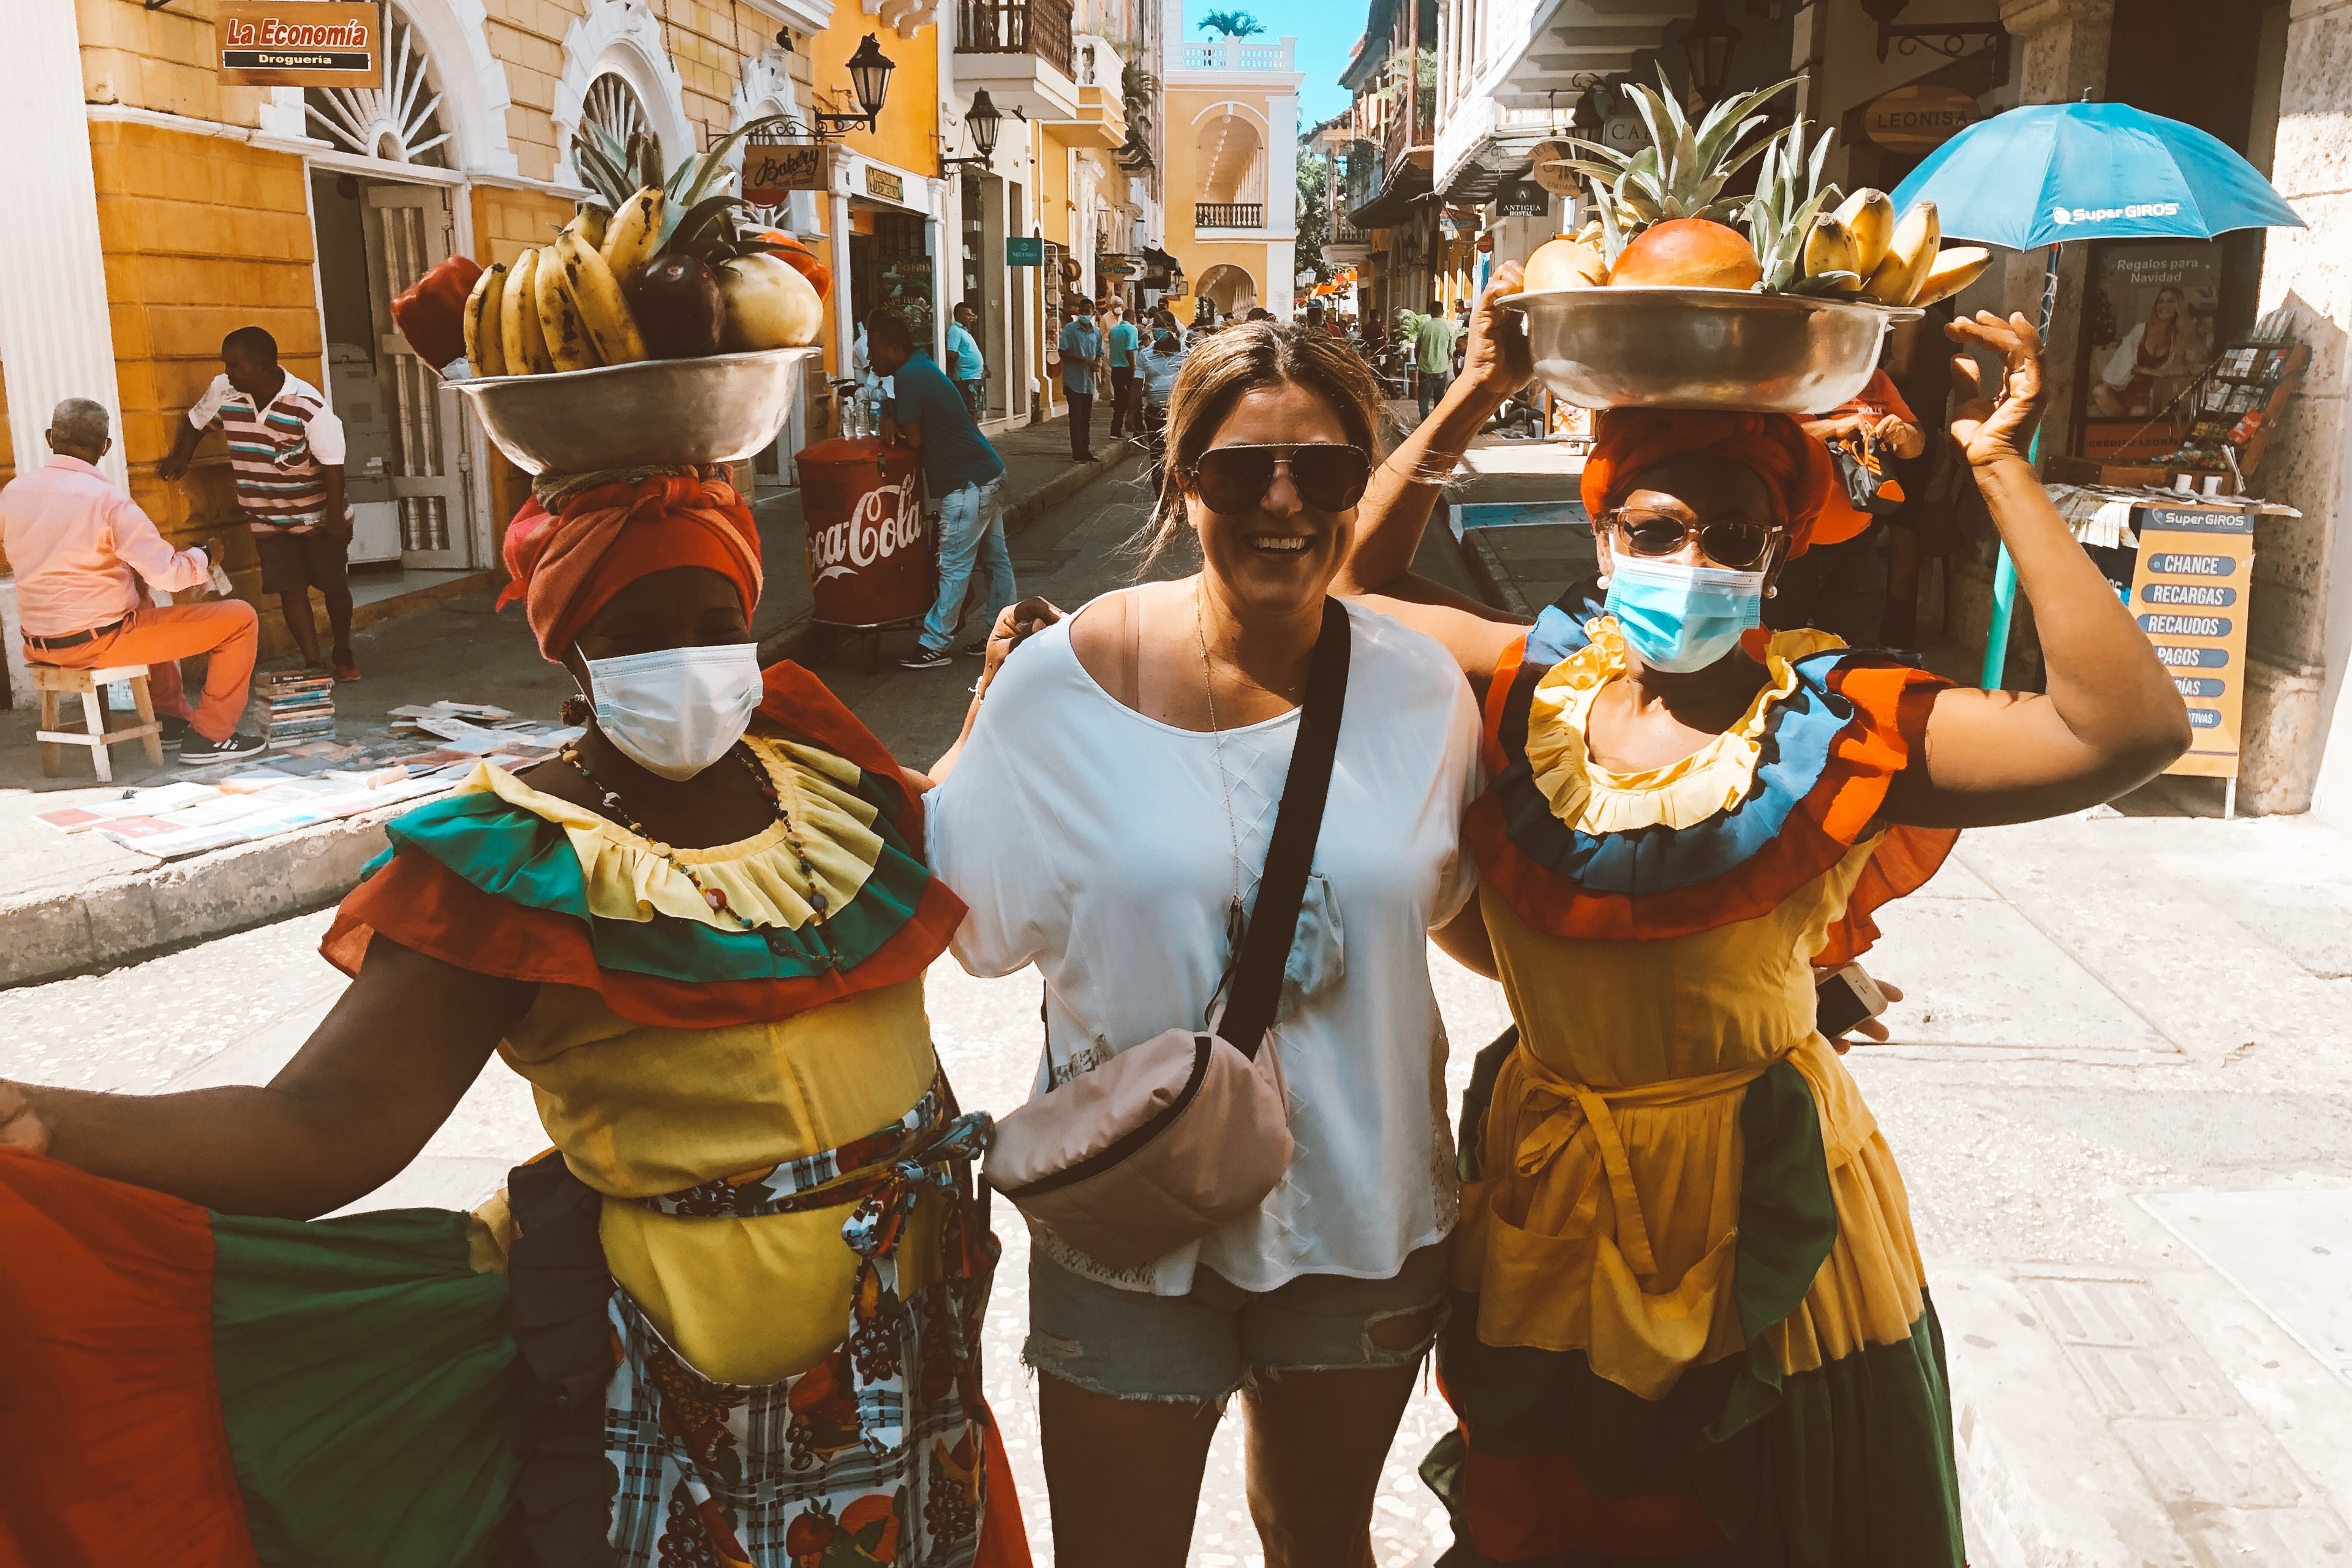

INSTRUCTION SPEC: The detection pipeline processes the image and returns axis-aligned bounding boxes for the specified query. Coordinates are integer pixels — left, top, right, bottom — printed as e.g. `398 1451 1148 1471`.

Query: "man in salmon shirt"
1766 364 1925 646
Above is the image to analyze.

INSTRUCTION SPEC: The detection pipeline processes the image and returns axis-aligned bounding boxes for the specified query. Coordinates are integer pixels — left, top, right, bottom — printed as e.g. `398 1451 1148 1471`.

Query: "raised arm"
1887 313 2193 827
0 938 532 1219
1338 262 1537 683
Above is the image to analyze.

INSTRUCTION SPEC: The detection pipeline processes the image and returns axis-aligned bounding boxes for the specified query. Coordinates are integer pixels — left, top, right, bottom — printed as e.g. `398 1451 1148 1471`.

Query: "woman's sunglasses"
1185 443 1373 515
1602 508 1784 571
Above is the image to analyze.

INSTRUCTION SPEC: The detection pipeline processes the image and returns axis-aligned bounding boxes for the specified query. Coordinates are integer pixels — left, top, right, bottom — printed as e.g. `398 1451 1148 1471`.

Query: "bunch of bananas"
463 116 824 380
1795 190 1991 309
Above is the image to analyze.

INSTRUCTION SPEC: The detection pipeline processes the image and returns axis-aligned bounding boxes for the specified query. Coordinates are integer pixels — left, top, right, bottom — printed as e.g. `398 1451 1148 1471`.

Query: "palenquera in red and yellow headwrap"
1344 284 2192 1564
0 466 1032 1568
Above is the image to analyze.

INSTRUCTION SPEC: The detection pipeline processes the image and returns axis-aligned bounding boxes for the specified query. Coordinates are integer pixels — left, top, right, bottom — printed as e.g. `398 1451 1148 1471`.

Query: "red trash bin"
798 437 930 632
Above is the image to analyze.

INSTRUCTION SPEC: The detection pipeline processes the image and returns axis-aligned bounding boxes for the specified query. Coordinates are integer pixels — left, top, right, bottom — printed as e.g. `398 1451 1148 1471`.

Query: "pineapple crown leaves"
1560 67 1801 258
1746 107 1843 293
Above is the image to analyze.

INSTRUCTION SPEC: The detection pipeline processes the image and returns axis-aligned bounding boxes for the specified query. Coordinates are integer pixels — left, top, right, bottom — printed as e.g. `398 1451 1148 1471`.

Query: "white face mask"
582 643 764 781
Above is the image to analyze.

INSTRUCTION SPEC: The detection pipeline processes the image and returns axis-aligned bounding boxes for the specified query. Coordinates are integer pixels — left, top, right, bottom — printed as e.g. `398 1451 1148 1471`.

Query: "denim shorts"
1023 1239 1450 1404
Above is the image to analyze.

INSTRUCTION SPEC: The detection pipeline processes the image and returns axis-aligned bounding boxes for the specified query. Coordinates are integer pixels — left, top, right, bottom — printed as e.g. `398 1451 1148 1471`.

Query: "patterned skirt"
0 1107 1028 1568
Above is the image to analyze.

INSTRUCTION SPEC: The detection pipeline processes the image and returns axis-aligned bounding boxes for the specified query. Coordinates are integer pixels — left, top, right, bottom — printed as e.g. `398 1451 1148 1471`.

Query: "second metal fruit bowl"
1498 287 1921 413
451 347 821 475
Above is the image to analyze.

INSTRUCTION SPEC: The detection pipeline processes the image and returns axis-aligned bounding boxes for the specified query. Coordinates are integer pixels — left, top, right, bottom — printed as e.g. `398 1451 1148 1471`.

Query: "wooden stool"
32 663 165 783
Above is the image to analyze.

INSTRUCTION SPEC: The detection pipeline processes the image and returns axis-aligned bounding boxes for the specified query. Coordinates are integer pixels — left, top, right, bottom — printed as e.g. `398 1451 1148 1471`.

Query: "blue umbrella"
1891 102 2303 249
1890 102 2303 687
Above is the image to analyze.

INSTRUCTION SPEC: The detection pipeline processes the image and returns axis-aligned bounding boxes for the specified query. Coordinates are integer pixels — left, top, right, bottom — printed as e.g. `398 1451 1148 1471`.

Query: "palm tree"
1197 10 1265 37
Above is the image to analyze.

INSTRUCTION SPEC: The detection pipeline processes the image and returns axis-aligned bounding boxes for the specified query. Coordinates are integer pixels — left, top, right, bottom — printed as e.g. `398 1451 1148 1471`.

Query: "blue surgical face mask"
1603 554 1766 673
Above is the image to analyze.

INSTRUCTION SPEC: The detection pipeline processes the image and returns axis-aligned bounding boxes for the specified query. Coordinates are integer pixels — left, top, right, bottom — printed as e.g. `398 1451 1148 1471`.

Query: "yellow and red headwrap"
497 474 763 662
1579 409 1848 559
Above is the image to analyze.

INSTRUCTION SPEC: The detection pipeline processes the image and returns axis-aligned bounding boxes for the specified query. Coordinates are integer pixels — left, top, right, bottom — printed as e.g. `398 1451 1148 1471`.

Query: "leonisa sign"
1863 85 1978 153
216 2 383 88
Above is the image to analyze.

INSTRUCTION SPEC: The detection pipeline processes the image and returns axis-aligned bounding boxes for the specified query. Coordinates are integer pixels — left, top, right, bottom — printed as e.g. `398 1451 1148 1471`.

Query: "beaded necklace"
559 736 833 959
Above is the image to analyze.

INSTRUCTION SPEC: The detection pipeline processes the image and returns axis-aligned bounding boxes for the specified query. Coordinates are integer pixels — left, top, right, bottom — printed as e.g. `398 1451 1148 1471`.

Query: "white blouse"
927 593 1483 1295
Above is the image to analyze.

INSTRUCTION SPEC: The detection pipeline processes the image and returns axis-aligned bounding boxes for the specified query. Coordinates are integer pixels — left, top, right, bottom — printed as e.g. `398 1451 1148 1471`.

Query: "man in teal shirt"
1413 297 1459 419
1057 300 1105 461
946 301 986 420
1105 303 1140 440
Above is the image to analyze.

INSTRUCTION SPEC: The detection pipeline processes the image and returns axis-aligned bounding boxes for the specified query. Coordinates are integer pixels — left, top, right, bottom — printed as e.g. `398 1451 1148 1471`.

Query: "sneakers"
179 729 268 764
159 715 190 750
898 647 954 671
959 639 990 657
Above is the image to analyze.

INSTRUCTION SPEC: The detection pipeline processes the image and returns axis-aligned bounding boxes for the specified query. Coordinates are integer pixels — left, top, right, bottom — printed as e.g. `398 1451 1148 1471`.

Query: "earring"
1764 586 1778 600
1595 573 1611 589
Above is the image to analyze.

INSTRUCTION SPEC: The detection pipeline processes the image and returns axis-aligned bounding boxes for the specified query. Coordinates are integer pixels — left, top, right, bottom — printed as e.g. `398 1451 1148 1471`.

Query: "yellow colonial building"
0 0 957 675
1159 0 1299 321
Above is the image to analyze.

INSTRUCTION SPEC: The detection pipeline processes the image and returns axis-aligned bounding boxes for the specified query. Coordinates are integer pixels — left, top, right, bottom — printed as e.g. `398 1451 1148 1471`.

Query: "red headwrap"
497 475 764 662
1579 409 1844 559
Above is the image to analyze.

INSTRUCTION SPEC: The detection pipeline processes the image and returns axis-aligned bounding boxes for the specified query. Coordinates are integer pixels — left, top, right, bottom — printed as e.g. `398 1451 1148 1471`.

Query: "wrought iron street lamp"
1678 0 1742 106
942 89 1008 172
806 34 896 134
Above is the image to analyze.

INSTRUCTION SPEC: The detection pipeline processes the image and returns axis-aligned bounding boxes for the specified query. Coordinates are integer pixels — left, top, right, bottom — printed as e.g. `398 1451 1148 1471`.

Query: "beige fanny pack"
983 598 1352 1272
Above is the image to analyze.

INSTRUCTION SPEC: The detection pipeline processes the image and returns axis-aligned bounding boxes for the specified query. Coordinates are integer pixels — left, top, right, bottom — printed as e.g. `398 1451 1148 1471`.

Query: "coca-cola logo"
810 478 925 582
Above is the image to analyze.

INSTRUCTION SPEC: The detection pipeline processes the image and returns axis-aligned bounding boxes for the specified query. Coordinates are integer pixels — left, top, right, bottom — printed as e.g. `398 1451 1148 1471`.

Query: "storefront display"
2079 241 2224 459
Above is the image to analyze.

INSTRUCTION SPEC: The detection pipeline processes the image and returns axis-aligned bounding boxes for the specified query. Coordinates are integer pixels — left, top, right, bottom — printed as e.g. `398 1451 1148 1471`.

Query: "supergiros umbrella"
1890 100 2302 688
1891 100 2303 248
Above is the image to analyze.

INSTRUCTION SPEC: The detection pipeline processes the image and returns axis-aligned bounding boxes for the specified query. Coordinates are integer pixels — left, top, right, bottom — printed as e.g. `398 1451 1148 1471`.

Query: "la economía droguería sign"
217 2 383 89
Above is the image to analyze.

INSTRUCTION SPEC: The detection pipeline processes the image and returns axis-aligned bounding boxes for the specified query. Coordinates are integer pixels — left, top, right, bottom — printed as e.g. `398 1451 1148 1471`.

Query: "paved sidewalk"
0 413 1133 986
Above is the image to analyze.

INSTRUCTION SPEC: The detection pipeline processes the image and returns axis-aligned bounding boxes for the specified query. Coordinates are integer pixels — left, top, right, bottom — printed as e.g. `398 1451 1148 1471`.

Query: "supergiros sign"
216 2 383 88
1863 85 1978 153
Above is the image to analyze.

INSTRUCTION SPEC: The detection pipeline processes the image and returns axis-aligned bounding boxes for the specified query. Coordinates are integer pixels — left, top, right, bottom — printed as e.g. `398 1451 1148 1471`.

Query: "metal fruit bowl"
451 347 821 475
1498 287 1921 413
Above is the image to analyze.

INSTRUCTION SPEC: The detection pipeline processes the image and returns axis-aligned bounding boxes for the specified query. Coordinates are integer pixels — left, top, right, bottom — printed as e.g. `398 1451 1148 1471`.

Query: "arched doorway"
303 7 451 166
1196 264 1257 315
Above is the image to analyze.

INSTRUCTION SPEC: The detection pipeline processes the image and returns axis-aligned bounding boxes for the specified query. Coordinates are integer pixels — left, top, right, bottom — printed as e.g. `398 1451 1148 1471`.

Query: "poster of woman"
2081 242 2222 458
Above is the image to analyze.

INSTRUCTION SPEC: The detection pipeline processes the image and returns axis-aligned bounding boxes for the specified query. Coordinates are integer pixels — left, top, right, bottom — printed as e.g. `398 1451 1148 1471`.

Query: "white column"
1267 92 1300 236
829 190 856 377
0 4 124 488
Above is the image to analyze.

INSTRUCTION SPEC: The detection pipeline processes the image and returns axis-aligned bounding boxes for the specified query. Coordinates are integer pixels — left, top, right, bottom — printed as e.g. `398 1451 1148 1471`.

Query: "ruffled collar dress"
1430 608 1967 1566
0 665 1030 1568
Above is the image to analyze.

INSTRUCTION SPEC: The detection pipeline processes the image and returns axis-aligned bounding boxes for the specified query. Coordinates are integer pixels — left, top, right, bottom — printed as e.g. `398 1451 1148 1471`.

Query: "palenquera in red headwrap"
1579 407 1848 555
0 465 1032 1567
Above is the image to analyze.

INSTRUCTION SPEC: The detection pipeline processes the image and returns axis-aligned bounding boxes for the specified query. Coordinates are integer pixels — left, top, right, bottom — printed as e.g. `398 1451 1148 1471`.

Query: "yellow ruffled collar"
454 736 884 931
1521 619 1844 834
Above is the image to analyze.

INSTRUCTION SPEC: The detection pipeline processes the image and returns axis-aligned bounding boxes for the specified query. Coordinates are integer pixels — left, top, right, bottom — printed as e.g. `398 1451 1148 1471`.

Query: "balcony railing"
1176 36 1295 72
958 0 1074 78
1197 202 1265 228
1328 213 1365 246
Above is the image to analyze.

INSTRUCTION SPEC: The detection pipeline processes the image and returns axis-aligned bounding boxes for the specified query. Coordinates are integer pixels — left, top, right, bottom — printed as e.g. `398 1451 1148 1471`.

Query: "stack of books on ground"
32 707 585 862
255 669 337 748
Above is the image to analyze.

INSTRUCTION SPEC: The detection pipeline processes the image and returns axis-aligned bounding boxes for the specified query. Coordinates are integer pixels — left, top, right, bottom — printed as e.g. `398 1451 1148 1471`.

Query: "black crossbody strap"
1221 597 1351 1060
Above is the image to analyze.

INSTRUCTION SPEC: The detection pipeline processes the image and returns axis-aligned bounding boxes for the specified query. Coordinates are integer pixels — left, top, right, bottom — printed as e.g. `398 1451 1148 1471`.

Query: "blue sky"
1183 0 1361 126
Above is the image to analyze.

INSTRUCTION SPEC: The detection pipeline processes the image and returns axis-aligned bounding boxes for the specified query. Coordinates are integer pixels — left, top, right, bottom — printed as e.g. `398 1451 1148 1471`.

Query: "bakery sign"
216 2 383 88
1864 85 1978 153
741 144 825 206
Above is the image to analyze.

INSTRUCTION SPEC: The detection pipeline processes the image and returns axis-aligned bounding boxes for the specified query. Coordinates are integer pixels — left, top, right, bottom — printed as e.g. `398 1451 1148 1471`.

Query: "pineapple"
1553 67 1799 269
1746 113 1849 296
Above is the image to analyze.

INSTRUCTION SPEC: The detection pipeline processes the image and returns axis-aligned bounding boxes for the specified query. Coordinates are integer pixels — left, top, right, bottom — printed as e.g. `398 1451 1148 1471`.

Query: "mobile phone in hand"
1815 962 1890 1038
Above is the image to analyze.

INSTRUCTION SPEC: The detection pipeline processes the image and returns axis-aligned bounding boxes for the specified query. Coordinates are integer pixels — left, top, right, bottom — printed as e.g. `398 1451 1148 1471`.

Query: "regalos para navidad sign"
217 2 383 88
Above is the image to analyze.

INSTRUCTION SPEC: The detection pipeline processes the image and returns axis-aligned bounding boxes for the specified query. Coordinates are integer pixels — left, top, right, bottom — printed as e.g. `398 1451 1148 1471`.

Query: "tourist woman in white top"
924 324 1489 1566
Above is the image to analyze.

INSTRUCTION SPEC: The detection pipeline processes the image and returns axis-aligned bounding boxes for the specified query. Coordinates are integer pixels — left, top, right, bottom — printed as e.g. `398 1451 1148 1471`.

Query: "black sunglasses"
1602 508 1784 571
1185 443 1373 514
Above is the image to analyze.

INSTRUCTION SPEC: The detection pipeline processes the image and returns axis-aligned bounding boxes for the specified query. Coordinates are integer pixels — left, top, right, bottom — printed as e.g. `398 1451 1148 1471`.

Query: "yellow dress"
1429 616 1966 1567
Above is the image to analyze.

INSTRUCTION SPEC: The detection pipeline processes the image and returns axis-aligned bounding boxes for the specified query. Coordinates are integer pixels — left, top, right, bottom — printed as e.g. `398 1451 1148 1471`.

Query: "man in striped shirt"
159 327 360 681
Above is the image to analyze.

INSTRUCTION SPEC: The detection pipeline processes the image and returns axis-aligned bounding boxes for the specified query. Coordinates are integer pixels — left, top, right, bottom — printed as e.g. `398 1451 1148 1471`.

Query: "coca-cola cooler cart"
797 437 932 671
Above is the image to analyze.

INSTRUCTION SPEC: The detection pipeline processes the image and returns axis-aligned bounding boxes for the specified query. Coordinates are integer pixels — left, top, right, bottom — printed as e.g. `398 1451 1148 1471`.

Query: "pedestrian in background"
1 398 265 763
1134 322 1188 477
158 326 361 682
1412 298 1460 420
948 300 988 421
1771 361 1926 646
1105 303 1140 441
870 311 1016 672
1057 298 1106 462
